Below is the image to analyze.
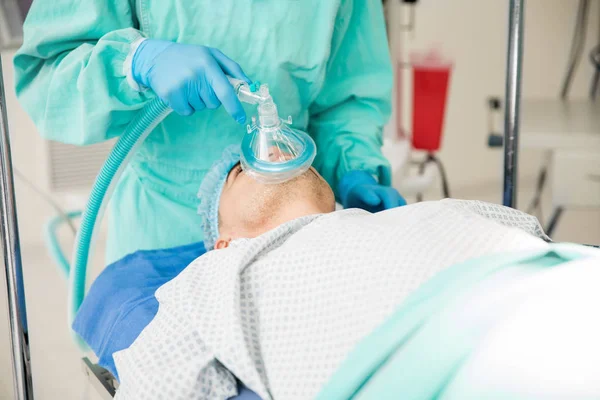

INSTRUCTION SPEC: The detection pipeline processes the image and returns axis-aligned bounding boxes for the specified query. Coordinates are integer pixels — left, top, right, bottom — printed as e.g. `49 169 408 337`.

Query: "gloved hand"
132 39 251 121
338 170 407 213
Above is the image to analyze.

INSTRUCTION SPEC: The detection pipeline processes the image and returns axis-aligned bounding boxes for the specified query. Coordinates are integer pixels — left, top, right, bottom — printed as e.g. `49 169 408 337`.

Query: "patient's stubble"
245 169 334 231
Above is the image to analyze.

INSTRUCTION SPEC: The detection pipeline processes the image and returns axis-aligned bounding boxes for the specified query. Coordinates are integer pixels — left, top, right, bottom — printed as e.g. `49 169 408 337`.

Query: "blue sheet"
72 242 260 400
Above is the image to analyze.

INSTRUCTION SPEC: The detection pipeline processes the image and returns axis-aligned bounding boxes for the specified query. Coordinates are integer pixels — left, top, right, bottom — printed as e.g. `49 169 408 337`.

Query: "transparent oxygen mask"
229 78 316 184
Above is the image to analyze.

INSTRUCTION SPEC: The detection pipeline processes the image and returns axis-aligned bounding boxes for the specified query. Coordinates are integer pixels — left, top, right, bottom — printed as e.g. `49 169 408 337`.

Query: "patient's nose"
268 147 293 162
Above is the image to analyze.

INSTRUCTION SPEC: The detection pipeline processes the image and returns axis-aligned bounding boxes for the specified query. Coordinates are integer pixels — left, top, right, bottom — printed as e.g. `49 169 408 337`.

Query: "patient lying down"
112 146 579 400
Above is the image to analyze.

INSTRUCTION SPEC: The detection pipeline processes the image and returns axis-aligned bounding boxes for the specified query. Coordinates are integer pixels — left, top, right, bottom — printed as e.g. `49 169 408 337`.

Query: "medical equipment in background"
393 48 453 201
385 0 450 201
382 0 418 41
0 0 31 50
381 0 443 201
391 0 419 139
400 0 418 37
410 51 451 153
488 0 600 234
487 97 504 148
487 97 549 227
561 0 590 99
560 0 600 100
411 51 452 201
487 97 596 238
590 0 600 99
502 0 524 209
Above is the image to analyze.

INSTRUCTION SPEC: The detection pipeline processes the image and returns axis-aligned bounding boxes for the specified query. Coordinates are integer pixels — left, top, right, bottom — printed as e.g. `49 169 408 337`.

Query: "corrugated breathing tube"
65 99 171 348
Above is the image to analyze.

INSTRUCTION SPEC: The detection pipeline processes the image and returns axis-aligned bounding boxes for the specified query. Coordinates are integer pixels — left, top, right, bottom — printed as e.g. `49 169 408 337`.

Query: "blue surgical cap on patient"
197 145 242 250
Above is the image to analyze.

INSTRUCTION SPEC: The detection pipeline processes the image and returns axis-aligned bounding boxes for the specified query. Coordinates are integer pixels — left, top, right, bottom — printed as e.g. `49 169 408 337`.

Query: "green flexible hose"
44 211 82 278
68 99 172 347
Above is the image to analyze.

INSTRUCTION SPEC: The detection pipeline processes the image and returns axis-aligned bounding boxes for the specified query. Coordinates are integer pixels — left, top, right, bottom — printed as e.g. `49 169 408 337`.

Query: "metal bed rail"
0 54 34 399
503 0 525 208
81 358 117 400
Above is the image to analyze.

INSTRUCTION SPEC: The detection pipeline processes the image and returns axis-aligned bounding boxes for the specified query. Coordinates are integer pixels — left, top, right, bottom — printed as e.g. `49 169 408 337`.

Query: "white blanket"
438 251 600 399
113 200 549 400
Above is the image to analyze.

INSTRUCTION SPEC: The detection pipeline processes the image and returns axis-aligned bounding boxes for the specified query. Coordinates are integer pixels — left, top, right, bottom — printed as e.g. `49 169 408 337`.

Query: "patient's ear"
214 237 231 250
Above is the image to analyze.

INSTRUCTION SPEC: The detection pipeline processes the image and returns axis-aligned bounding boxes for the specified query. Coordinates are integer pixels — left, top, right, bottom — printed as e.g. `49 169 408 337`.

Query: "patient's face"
215 162 335 248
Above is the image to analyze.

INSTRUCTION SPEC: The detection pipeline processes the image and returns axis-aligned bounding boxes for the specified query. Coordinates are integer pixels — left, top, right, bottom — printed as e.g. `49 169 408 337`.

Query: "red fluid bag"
410 50 452 152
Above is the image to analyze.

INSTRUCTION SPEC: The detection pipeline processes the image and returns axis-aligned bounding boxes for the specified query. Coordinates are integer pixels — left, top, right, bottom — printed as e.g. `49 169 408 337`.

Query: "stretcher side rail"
82 357 117 399
0 53 34 400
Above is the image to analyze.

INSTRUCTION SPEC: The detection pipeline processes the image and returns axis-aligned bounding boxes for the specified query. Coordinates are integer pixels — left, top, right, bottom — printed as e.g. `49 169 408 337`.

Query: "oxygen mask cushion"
240 123 317 184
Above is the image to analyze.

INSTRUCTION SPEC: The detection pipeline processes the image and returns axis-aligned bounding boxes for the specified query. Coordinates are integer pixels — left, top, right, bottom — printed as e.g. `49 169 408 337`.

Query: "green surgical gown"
14 0 393 264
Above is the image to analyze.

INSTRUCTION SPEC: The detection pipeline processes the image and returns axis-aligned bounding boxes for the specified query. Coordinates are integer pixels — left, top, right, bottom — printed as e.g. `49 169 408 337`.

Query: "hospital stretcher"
0 0 588 399
73 238 598 400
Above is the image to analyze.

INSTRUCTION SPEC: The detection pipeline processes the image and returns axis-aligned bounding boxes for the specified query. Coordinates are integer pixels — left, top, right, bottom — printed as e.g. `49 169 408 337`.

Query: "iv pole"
0 54 34 399
503 0 525 208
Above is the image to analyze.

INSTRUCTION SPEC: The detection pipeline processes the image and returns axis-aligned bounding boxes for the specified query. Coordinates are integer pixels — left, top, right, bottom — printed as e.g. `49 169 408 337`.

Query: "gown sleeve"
13 0 154 145
308 0 394 197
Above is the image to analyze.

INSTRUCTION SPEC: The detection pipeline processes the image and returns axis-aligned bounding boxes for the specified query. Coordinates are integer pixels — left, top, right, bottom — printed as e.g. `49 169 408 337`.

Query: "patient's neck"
258 202 330 234
217 202 332 248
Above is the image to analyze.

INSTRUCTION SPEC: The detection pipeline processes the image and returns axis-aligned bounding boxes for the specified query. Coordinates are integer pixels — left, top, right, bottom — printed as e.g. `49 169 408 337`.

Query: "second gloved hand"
338 170 407 213
132 39 250 121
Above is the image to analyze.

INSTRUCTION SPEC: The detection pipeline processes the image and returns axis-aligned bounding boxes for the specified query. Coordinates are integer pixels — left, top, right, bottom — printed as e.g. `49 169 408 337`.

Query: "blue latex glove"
338 171 407 213
132 39 251 121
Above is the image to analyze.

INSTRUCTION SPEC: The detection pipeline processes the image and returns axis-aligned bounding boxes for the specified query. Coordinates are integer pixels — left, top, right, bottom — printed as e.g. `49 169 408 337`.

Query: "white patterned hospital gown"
113 199 549 400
